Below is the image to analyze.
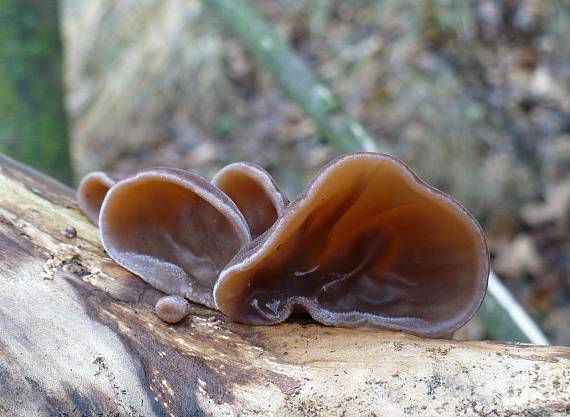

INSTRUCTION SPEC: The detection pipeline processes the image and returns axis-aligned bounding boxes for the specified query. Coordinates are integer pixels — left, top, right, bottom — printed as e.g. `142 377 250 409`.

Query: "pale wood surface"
0 155 569 417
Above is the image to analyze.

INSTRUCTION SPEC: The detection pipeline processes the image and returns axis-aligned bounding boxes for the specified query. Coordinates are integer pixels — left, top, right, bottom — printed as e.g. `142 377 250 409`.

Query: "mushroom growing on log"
99 167 251 308
77 171 116 225
212 162 289 238
215 153 490 337
1 154 568 416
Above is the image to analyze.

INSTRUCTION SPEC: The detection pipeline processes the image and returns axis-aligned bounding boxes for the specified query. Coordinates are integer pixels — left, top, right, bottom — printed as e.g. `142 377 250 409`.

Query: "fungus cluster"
78 153 489 336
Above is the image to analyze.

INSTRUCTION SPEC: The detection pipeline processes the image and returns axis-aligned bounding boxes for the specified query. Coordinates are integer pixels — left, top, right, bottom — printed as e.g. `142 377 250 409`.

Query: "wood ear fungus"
155 295 191 324
77 172 116 225
212 162 289 239
214 153 490 337
99 168 251 308
79 154 488 337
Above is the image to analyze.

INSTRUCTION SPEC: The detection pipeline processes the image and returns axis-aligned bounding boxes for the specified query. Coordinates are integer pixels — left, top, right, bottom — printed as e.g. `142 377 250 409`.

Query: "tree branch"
0 155 568 416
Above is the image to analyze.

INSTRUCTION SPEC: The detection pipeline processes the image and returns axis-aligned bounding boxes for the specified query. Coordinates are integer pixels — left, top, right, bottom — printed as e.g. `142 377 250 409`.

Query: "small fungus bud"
155 295 191 324
63 226 77 239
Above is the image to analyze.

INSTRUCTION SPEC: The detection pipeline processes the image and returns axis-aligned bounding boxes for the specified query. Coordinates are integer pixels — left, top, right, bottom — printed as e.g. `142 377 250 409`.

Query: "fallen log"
0 155 568 417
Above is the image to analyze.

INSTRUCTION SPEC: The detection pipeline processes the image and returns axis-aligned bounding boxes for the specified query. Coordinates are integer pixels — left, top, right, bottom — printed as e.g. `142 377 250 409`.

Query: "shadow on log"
0 155 569 416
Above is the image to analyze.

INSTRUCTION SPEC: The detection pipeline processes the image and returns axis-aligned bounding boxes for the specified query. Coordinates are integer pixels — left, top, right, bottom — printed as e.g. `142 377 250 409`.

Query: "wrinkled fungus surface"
214 153 489 337
77 172 116 225
100 168 250 308
212 162 289 239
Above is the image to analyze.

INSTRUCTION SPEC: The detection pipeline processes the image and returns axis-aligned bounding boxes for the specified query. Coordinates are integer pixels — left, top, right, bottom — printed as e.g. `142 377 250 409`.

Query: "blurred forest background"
1 0 569 343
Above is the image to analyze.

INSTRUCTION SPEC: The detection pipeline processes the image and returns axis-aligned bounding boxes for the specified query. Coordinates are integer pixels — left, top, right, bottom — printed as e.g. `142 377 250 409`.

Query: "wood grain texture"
0 155 569 417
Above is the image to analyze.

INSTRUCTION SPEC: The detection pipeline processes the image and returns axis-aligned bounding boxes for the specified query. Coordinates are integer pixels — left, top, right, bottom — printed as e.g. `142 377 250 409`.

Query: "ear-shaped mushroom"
214 153 489 337
99 168 251 308
212 162 289 239
77 172 116 225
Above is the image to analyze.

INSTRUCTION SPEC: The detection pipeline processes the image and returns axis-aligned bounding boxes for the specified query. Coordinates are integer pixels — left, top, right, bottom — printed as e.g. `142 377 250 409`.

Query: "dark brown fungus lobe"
155 295 190 324
99 168 251 308
212 162 289 239
77 172 116 225
214 153 490 337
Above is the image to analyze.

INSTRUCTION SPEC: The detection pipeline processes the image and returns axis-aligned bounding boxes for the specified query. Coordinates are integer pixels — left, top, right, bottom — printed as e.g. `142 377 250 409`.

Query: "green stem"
479 293 531 342
202 0 388 154
0 0 73 184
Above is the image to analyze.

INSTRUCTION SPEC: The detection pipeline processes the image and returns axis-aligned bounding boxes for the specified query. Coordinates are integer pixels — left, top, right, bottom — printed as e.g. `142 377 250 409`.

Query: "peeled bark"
0 154 568 417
